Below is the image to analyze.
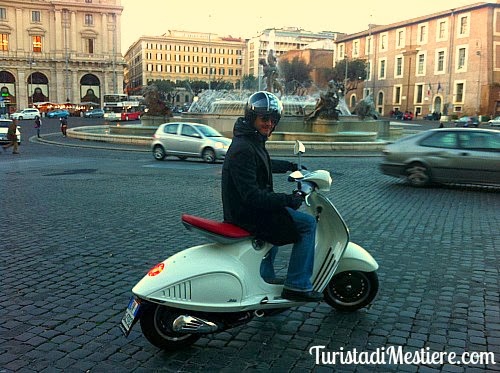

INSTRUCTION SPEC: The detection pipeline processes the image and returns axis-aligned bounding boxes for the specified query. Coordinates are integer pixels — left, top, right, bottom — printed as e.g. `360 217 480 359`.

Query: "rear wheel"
140 304 201 350
202 148 216 163
405 162 430 187
324 271 378 312
153 145 166 161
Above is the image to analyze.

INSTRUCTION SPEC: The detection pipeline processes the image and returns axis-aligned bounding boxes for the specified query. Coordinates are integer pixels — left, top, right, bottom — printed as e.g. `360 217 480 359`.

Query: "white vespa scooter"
120 141 379 350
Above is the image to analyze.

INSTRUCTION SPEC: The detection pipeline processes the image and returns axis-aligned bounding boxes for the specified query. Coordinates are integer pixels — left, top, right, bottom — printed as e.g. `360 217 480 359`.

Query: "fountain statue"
259 49 284 96
353 94 379 120
304 80 341 122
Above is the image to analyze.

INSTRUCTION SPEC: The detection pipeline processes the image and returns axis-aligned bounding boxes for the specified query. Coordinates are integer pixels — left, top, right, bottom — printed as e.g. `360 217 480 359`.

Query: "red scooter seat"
181 214 252 244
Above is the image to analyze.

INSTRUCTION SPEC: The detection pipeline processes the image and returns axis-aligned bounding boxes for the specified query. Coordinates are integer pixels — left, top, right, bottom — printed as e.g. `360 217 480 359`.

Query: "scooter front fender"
334 242 379 274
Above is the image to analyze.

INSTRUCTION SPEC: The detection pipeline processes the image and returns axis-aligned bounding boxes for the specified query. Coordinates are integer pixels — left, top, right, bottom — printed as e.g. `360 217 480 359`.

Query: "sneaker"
281 289 323 302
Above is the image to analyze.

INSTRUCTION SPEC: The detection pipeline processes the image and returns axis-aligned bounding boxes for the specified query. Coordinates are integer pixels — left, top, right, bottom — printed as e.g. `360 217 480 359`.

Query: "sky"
120 0 490 52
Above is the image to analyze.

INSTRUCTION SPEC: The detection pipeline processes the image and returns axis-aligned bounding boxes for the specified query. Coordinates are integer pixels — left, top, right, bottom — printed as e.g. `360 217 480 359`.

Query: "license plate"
119 297 141 337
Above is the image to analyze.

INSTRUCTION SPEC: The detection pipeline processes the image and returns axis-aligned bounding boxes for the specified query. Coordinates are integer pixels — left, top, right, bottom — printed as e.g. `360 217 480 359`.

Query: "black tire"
202 148 216 163
324 271 378 312
140 304 201 350
153 145 166 161
405 162 431 187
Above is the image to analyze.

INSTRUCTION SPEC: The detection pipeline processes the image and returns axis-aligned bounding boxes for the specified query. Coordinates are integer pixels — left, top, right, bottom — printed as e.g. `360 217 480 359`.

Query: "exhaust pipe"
172 315 219 333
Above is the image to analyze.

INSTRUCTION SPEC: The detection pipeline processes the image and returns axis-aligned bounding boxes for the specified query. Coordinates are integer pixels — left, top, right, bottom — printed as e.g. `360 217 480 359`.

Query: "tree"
279 57 312 95
330 58 368 93
242 75 258 90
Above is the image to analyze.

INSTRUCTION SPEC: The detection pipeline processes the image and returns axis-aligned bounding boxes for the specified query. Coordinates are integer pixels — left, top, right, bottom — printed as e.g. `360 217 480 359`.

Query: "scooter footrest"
182 214 252 244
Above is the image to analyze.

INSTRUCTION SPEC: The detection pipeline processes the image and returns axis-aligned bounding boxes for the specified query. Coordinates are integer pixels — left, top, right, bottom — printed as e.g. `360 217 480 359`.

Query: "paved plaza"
0 119 499 372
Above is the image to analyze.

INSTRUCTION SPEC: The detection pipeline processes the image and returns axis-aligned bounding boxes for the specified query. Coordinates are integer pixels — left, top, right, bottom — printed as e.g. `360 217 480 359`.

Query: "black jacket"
222 117 299 245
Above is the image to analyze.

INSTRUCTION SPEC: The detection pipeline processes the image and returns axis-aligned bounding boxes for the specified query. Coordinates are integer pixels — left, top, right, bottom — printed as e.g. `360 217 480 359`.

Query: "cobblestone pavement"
0 120 499 372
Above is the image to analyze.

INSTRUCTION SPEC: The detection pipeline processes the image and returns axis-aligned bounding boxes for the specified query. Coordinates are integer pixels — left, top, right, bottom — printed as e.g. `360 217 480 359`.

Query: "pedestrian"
439 122 444 128
2 118 20 154
60 117 68 137
34 116 42 138
221 91 322 302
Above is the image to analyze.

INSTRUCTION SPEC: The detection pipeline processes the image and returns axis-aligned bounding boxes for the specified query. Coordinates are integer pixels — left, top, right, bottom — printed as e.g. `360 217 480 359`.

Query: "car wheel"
153 145 166 161
18 116 23 120
405 162 431 187
202 148 216 163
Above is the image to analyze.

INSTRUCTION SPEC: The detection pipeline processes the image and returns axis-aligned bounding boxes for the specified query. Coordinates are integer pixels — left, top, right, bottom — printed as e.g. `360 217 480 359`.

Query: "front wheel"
140 304 201 350
202 148 216 163
405 162 430 187
324 271 378 312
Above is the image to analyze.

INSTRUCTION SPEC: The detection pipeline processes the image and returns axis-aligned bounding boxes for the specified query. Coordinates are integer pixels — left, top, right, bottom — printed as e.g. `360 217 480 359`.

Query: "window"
0 34 8 51
32 11 41 23
353 40 359 56
365 36 372 55
84 38 94 54
458 48 466 69
156 53 162 60
181 125 200 138
156 64 162 72
419 25 427 43
459 16 468 35
395 57 403 77
420 132 458 149
0 8 6 20
459 132 500 151
394 86 402 104
438 21 447 40
85 0 92 3
379 59 386 79
84 14 93 26
380 33 387 51
396 29 405 48
32 35 42 53
163 123 178 134
416 84 424 103
436 51 445 72
417 54 425 75
455 82 464 102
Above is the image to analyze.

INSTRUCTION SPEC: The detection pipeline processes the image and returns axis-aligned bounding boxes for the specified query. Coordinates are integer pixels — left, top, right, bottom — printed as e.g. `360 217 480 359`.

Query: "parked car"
46 109 70 119
0 119 21 145
454 116 479 127
10 108 40 120
84 108 104 118
152 122 231 163
487 116 500 127
380 128 500 187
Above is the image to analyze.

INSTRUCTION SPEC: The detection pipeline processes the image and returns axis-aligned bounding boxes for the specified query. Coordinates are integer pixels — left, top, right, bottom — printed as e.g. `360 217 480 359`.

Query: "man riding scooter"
221 91 323 302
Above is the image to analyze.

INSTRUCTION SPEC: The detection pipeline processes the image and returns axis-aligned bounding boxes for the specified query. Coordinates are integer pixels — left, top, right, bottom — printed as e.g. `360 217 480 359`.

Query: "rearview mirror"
294 140 305 155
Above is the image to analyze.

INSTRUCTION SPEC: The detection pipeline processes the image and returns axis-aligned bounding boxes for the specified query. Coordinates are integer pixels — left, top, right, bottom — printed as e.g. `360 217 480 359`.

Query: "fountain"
67 47 399 151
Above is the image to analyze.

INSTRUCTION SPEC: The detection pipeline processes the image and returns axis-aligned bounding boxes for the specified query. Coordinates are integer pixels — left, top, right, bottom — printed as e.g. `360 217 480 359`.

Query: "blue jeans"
260 207 316 292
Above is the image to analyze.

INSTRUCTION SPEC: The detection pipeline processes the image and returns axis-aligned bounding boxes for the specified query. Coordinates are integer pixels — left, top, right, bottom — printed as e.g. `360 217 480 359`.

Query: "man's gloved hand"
286 193 303 210
290 162 308 172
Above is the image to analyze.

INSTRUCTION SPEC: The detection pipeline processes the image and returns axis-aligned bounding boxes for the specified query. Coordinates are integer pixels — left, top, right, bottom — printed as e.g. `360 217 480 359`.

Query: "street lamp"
476 50 481 115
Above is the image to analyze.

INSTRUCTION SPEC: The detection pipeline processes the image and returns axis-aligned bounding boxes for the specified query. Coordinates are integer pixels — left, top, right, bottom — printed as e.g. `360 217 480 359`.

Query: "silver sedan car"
380 128 500 187
152 122 231 163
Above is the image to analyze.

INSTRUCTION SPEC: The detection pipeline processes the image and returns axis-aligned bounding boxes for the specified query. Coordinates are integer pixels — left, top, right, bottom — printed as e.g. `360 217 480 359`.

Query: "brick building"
336 2 500 118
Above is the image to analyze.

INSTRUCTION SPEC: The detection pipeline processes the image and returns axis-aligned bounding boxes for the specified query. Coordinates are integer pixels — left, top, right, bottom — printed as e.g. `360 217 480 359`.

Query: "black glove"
290 162 307 172
286 193 303 210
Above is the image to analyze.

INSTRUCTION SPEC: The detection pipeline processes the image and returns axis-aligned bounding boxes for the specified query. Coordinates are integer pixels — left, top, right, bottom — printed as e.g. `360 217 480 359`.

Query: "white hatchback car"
0 119 21 145
11 108 41 120
152 122 231 163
